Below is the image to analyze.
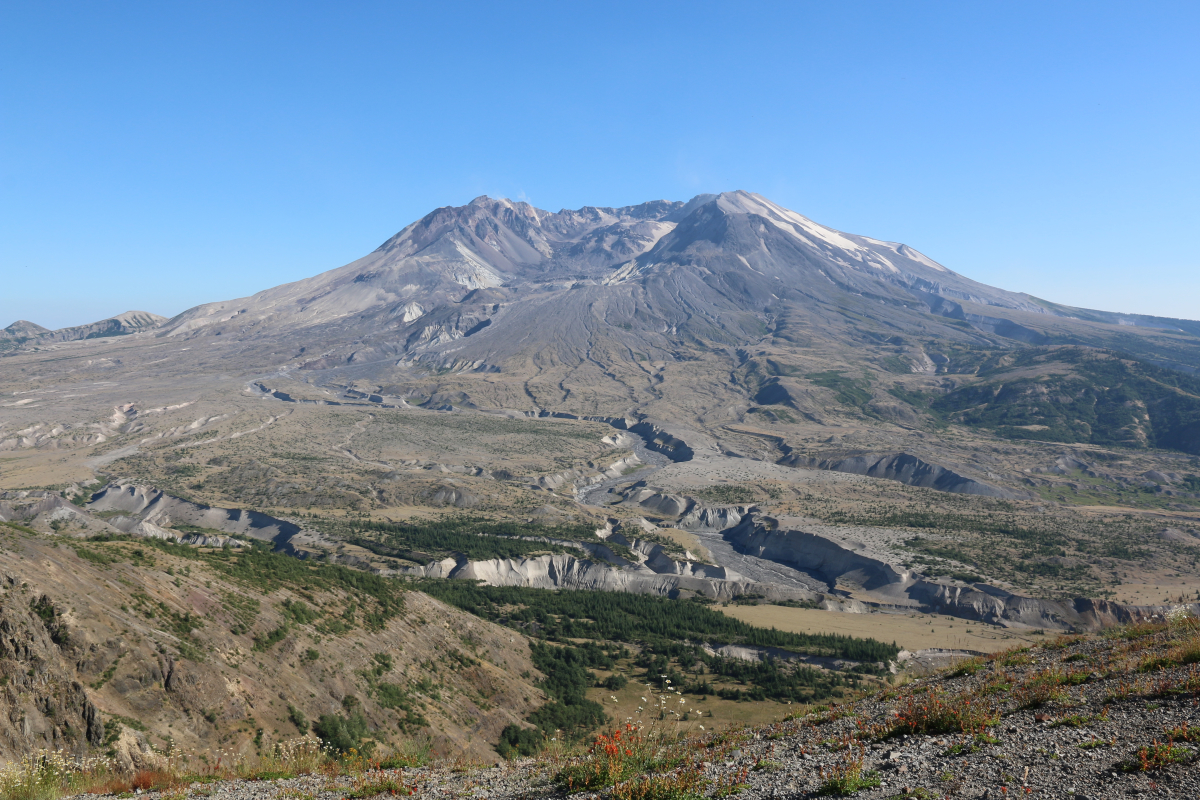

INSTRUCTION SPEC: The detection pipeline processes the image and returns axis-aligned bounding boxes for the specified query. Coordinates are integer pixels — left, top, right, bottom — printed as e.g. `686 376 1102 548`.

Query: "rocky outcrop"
523 453 642 492
425 485 480 507
87 483 306 550
1070 598 1200 629
624 487 695 517
1158 528 1200 545
108 515 185 540
725 519 910 593
779 451 1014 498
0 577 104 759
906 581 1086 629
607 531 737 580
0 311 165 347
532 413 706 463
0 492 122 536
625 421 698 461
395 520 797 600
402 552 804 601
720 515 1196 631
679 504 754 530
0 529 548 765
0 320 50 341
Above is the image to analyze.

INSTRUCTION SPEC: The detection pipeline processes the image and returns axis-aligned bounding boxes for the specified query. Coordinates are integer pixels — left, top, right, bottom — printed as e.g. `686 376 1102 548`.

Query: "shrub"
992 647 1032 667
256 737 324 776
1105 621 1166 641
946 656 986 677
884 690 998 738
0 750 115 800
609 770 709 800
377 736 433 769
1169 634 1200 666
282 600 322 625
497 725 544 759
1123 740 1193 772
344 774 415 798
1012 667 1089 709
603 674 629 691
555 724 689 793
252 625 289 651
287 705 309 733
1165 723 1200 743
312 712 374 756
30 597 70 646
816 746 881 796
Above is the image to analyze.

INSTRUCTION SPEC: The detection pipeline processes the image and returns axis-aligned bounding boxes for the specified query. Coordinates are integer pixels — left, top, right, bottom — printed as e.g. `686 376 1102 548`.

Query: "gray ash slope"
1 311 166 346
151 191 1200 376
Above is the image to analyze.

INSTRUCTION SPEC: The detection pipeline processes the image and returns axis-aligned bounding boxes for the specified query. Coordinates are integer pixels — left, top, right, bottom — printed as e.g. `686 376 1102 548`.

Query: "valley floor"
718 606 1045 655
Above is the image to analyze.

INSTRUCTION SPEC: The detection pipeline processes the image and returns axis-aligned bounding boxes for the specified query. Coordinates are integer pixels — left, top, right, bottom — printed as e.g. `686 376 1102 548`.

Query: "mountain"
2 320 51 339
160 190 1037 342
1 311 167 348
5 191 1199 459
156 191 1198 367
145 191 1200 447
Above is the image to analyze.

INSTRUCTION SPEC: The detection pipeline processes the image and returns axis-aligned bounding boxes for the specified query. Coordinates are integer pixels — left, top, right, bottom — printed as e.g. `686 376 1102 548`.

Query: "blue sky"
2 1 1197 329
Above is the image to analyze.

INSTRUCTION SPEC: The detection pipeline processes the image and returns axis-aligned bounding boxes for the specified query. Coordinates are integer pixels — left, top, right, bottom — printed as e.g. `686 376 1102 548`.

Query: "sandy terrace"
647 456 858 491
718 604 1044 654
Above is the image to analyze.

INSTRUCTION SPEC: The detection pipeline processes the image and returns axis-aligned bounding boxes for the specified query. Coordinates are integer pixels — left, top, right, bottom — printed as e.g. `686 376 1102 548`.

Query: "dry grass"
879 689 1000 738
553 719 754 799
0 751 115 800
0 738 331 800
718 605 1042 653
585 677 796 733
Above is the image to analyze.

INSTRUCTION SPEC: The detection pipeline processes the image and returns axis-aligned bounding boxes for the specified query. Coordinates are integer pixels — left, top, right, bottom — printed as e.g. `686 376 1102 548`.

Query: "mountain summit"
154 191 1198 382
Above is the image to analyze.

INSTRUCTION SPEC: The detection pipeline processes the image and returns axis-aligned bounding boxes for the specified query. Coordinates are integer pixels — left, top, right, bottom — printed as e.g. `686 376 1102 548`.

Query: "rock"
778 451 1015 498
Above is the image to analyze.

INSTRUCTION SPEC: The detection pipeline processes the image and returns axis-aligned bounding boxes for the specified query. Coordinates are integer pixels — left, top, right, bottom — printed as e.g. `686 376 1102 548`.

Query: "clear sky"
2 1 1197 329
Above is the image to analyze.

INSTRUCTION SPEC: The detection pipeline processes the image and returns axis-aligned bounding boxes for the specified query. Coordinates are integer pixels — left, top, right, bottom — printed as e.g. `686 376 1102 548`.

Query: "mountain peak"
2 320 50 337
155 191 1087 346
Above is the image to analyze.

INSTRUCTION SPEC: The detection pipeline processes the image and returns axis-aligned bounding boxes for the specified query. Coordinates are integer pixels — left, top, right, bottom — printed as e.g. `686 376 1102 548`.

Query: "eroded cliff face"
726 522 910 593
402 550 806 602
0 579 104 759
87 483 304 549
720 516 1200 631
778 452 1015 498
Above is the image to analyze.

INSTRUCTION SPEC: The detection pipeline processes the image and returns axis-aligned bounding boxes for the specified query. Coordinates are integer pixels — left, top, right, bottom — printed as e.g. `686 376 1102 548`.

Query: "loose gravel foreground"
70 622 1200 800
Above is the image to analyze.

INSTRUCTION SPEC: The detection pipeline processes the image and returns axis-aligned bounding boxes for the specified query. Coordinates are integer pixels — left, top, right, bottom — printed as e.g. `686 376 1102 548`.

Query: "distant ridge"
1 310 166 346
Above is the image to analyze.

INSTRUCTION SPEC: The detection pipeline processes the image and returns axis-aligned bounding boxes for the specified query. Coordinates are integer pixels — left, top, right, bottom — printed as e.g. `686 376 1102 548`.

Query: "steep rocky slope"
56 614 1200 799
0 525 545 764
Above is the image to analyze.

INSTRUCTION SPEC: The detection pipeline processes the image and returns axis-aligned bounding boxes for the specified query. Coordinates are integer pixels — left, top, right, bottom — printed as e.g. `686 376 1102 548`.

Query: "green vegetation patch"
691 485 758 505
806 371 873 409
419 582 898 661
330 515 605 562
499 642 609 756
931 347 1200 455
427 583 898 757
87 535 406 632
